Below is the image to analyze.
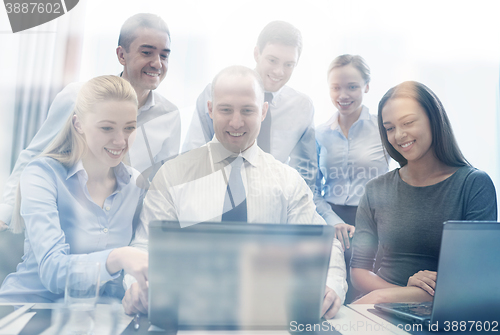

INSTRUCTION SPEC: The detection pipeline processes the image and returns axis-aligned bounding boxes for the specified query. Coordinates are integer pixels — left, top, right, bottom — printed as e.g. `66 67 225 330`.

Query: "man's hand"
321 286 341 319
0 220 8 232
123 281 148 315
407 270 437 296
334 223 355 251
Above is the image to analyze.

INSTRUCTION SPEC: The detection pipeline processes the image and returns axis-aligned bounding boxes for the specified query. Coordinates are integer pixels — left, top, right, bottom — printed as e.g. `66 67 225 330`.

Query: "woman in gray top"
351 81 497 304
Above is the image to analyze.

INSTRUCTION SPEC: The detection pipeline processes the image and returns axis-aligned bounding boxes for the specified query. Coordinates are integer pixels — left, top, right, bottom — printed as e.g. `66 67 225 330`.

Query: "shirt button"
105 206 111 211
103 228 109 233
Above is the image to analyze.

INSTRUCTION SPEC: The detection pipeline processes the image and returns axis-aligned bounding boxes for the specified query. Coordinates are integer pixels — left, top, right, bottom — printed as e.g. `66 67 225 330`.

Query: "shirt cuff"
123 273 137 291
0 203 13 226
323 210 346 226
86 249 121 285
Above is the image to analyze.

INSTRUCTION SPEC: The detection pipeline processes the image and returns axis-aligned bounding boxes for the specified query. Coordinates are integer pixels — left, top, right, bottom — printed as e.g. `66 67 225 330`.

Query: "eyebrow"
139 44 171 53
97 120 137 124
382 114 416 125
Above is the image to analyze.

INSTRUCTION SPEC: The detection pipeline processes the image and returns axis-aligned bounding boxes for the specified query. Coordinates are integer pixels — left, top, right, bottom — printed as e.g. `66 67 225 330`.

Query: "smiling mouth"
228 132 244 137
105 148 124 156
144 72 160 77
338 101 353 107
400 140 415 148
268 75 282 83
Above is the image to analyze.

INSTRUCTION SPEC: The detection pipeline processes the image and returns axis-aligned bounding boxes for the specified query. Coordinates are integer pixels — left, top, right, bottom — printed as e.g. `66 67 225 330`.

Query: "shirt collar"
265 85 285 104
118 72 155 115
328 105 370 131
66 160 132 191
138 90 155 115
209 137 259 167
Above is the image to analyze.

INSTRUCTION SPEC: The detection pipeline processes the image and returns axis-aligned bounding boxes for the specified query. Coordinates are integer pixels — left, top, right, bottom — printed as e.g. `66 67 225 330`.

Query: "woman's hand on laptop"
322 286 341 319
407 270 437 296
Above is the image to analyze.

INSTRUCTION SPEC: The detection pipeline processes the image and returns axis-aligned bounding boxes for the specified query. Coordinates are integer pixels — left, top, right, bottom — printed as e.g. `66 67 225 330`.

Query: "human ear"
261 101 269 122
253 46 261 63
207 101 214 120
364 83 370 94
116 46 126 66
72 115 84 134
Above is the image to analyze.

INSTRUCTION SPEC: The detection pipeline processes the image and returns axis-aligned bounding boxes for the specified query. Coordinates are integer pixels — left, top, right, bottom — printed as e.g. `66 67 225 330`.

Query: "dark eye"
349 85 359 90
385 127 394 132
126 126 136 132
101 127 112 131
142 51 151 56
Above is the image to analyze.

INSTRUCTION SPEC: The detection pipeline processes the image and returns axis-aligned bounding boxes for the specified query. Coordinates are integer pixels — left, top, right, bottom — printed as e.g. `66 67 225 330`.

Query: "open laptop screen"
148 221 334 331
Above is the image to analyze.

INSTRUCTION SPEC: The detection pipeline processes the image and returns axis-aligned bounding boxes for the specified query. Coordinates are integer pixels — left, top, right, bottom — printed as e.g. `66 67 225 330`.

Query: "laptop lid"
375 221 500 326
431 220 500 324
148 221 334 331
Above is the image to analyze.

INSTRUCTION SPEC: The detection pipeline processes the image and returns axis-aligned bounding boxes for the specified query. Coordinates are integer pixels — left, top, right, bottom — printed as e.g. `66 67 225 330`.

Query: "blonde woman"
0 76 148 303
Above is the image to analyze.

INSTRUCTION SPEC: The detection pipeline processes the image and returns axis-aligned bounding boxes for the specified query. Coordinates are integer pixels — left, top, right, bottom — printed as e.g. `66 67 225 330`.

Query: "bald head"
208 65 268 153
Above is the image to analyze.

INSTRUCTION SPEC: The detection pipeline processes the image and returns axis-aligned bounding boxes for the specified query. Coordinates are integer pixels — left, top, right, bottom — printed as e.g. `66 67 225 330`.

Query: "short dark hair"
118 13 170 52
327 54 371 84
378 81 469 168
256 21 302 57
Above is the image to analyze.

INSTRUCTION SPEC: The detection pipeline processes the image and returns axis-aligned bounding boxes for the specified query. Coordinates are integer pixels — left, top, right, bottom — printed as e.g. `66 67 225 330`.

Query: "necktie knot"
265 92 273 104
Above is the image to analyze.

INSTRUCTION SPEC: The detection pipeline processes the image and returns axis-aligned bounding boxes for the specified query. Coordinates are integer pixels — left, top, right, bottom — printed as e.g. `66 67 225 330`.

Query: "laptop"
375 221 500 327
148 221 335 332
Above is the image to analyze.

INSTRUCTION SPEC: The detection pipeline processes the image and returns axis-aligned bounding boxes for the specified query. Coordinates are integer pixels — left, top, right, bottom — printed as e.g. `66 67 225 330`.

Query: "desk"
2 304 407 335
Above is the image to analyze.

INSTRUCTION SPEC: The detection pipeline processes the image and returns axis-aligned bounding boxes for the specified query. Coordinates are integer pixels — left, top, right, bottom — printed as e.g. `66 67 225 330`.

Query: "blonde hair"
11 75 138 233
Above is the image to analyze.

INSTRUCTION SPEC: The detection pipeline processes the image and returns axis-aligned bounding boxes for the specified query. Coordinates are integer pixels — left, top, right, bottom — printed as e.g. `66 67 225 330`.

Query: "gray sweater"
351 166 497 286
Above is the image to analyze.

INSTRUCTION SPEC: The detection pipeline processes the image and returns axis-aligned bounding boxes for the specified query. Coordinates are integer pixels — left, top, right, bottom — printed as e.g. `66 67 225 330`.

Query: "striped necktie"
221 156 247 222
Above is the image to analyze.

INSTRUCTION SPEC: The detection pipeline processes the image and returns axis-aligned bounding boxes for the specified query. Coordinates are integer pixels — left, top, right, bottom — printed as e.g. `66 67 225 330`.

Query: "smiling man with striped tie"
124 65 347 320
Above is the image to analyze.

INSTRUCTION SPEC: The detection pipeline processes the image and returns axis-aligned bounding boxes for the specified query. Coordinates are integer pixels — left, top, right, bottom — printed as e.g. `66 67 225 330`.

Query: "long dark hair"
378 81 469 168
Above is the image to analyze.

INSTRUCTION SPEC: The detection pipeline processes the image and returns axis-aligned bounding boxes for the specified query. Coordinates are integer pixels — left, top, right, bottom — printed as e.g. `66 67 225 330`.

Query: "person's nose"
229 112 244 129
339 89 349 99
272 64 284 77
395 127 407 141
113 130 127 147
150 54 162 70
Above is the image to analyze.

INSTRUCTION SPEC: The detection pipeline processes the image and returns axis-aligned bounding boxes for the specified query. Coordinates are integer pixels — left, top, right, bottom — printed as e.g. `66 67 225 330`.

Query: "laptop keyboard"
393 302 433 317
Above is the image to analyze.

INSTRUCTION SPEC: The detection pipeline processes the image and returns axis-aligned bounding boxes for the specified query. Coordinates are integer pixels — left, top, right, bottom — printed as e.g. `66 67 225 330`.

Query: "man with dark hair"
125 65 347 318
0 13 180 230
182 21 317 190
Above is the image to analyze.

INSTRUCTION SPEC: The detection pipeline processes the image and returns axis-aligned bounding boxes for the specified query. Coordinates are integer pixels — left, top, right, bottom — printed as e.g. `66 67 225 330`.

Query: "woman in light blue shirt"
314 55 389 302
0 76 148 303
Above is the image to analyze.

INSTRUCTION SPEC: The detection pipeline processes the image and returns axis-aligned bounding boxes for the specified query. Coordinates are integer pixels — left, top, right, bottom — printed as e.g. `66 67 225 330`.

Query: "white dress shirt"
131 138 347 302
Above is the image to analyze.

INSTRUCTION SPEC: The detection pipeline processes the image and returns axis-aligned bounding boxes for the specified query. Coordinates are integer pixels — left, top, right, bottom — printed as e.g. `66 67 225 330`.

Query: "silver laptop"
148 221 334 331
375 221 500 328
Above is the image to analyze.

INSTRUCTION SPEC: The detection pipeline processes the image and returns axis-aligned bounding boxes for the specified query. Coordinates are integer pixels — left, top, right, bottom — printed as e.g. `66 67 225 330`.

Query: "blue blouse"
0 157 144 302
314 106 390 225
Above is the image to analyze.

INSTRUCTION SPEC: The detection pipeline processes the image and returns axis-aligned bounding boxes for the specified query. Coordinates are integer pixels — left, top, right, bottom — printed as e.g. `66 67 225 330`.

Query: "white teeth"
145 72 160 77
105 148 123 156
401 141 414 148
229 132 244 137
268 76 281 82
338 102 352 106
